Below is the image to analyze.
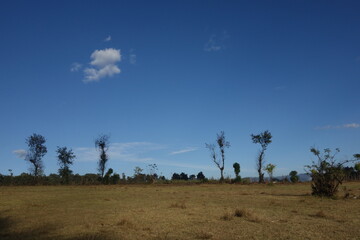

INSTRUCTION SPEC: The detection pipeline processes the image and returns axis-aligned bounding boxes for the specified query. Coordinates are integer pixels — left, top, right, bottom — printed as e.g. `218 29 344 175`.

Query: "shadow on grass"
0 214 115 240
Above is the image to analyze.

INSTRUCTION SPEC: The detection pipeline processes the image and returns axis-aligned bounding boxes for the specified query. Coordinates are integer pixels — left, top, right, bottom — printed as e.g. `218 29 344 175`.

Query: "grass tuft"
234 208 261 223
220 212 233 221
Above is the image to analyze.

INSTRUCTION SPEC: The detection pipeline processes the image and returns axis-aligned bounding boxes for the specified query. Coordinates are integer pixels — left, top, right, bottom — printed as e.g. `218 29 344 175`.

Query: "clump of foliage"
306 148 359 197
289 170 299 183
232 162 241 182
264 163 276 182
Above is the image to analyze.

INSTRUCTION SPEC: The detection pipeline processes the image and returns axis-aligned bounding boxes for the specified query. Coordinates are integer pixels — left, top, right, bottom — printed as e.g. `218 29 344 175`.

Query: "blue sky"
0 0 359 179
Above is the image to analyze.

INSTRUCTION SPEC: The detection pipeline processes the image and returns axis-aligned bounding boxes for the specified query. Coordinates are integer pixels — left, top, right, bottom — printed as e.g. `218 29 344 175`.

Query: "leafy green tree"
251 130 272 183
56 146 76 184
264 163 276 182
289 170 299 183
95 134 110 179
206 131 230 182
355 163 360 172
25 133 47 177
233 162 241 182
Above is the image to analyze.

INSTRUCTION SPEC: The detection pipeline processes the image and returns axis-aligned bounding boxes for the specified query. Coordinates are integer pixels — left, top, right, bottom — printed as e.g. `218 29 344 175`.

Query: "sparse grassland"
0 183 360 240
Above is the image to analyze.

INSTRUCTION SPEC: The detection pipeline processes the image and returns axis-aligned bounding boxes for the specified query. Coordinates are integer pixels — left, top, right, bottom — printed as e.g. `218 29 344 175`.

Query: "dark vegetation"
1 131 360 198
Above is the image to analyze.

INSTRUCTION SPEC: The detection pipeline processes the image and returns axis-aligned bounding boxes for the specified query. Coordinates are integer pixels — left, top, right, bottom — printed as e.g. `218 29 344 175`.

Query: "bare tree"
95 134 110 179
25 133 47 176
206 131 230 182
251 130 272 183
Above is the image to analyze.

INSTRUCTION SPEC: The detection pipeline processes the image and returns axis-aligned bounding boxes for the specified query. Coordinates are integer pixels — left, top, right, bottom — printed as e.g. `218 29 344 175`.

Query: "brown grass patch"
116 218 133 227
195 231 213 239
310 210 327 218
170 202 186 209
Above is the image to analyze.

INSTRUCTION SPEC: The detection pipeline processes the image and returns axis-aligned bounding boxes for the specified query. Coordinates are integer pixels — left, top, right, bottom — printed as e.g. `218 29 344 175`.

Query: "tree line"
1 131 360 197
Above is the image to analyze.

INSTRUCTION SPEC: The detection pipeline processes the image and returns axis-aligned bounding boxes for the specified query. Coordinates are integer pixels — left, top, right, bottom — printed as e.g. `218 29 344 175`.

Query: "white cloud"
170 147 198 155
316 123 360 130
83 48 121 83
104 35 111 42
204 31 230 52
70 62 82 72
13 149 27 159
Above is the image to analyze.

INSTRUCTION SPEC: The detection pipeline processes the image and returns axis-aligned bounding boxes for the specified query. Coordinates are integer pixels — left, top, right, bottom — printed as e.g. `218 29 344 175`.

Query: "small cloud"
104 35 111 42
204 31 230 52
83 48 121 83
129 53 136 64
13 149 27 159
343 123 360 128
204 35 222 52
315 123 360 130
70 62 82 72
170 147 198 155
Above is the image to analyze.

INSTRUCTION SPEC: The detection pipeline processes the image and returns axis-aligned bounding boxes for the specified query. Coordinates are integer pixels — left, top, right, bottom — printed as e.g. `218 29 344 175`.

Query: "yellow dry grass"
0 182 360 240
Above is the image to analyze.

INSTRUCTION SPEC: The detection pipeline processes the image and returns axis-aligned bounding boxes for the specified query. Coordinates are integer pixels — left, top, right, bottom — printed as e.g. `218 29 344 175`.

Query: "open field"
1 183 360 240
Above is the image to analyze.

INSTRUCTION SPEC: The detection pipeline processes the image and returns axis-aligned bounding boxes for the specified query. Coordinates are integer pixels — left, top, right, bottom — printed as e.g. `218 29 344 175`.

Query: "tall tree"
56 146 76 184
251 130 272 183
95 134 110 179
25 133 47 176
206 131 230 182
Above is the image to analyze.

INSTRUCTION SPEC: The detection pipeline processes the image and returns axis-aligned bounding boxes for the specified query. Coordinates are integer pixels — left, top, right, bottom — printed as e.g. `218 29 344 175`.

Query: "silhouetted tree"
233 162 241 182
103 168 113 184
95 134 110 179
289 170 299 183
180 172 188 180
172 173 181 180
251 130 272 183
56 146 76 184
264 163 276 182
206 131 230 182
189 174 196 180
197 171 205 181
25 133 47 177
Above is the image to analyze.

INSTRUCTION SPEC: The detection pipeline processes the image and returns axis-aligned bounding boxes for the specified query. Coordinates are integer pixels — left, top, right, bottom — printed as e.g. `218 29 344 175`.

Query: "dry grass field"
0 183 360 240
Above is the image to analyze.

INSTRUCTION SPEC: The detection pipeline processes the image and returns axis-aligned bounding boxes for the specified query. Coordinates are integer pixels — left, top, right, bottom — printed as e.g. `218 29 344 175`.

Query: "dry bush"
234 208 261 223
220 212 233 221
170 202 186 209
195 231 213 239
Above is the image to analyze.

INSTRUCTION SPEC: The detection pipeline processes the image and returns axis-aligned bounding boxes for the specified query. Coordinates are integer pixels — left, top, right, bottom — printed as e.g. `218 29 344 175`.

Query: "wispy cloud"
83 48 121 83
316 123 360 130
129 49 137 64
170 147 198 155
204 31 230 52
104 35 111 42
75 142 165 163
13 149 27 159
70 62 82 72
